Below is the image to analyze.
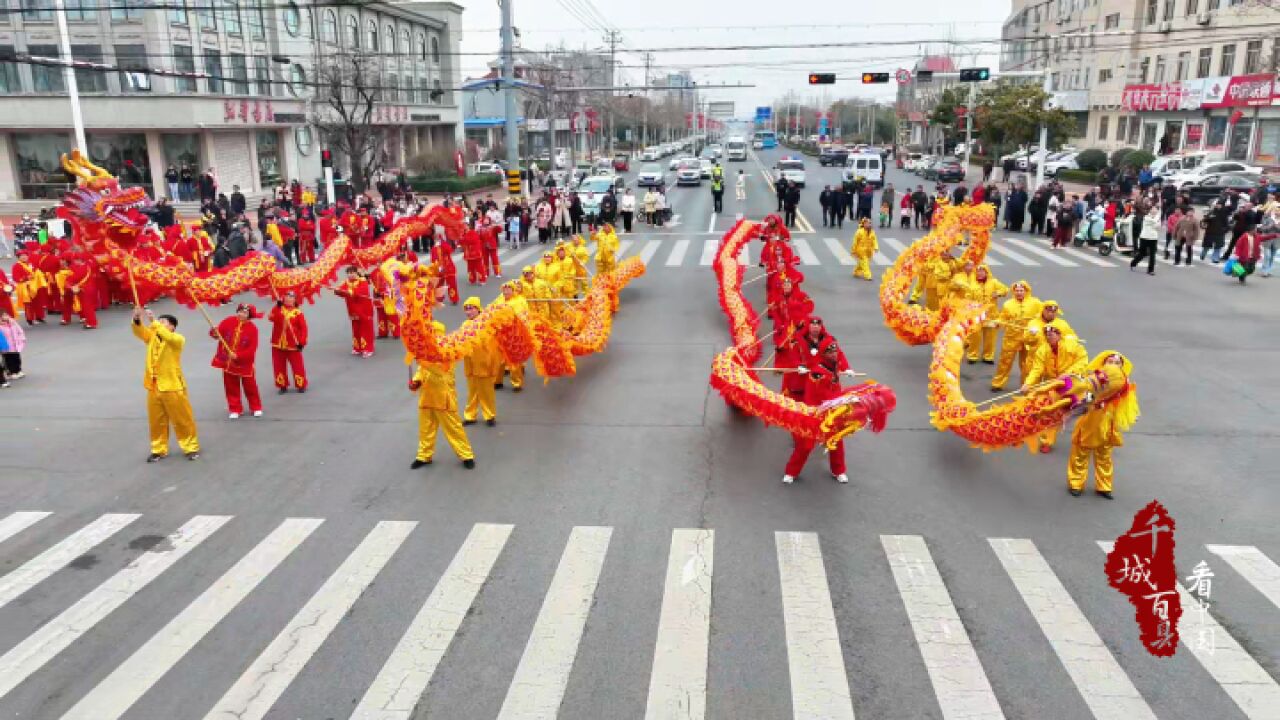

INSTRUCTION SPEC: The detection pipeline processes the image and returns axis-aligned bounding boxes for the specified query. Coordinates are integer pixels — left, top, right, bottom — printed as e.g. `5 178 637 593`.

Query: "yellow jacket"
946 271 975 303
132 321 189 392
1073 402 1125 448
923 256 954 289
534 258 559 284
851 227 878 256
413 361 458 412
464 336 504 379
595 229 619 261
970 275 1009 324
496 293 530 315
998 295 1043 340
1024 336 1088 386
572 241 590 268
1024 316 1077 353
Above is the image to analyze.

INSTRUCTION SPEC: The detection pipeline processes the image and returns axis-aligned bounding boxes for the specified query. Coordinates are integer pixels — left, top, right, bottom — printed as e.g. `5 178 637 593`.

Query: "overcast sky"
455 0 1010 116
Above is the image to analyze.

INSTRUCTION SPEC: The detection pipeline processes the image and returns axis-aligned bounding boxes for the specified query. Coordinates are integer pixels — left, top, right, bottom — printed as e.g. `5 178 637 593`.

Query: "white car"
577 176 621 217
640 147 660 162
774 157 806 188
676 159 702 186
636 163 665 187
1169 160 1263 189
668 153 694 171
752 139 764 150
1043 152 1079 177
699 158 714 178
707 144 723 159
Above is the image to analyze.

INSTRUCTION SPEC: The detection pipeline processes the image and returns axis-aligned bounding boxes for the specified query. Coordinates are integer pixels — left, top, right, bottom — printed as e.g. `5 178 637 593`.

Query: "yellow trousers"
910 276 925 302
853 252 873 280
965 326 998 362
597 257 615 275
147 389 200 456
1068 444 1114 492
925 286 941 312
506 363 525 389
417 408 474 462
464 375 499 421
991 336 1029 389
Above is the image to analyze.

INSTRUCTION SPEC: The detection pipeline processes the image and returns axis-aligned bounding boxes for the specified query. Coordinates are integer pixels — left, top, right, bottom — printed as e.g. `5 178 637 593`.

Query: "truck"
725 136 749 161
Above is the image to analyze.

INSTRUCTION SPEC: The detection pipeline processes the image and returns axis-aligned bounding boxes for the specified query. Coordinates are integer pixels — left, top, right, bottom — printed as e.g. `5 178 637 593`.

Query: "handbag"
1222 258 1239 276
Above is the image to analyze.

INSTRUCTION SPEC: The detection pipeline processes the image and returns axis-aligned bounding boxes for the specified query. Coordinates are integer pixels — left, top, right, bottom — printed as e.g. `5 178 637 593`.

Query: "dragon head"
60 150 152 238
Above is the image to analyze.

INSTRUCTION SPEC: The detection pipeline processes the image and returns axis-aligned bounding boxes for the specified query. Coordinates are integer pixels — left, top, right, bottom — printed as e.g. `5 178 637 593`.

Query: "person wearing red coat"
269 291 308 392
461 226 487 285
333 265 376 356
37 250 63 314
782 334 855 485
0 267 15 319
55 256 98 329
296 209 317 264
1233 227 1263 284
9 253 45 324
482 222 502 278
211 303 263 418
431 238 460 305
319 213 341 248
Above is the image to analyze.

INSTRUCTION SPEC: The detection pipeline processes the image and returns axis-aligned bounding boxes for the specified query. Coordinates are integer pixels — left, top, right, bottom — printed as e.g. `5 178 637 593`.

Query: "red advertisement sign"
1121 84 1190 112
1186 123 1203 145
1105 500 1181 657
1201 73 1276 108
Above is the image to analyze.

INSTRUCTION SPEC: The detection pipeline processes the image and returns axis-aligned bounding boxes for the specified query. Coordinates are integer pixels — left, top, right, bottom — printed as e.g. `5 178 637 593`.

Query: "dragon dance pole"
191 299 234 356
125 257 142 308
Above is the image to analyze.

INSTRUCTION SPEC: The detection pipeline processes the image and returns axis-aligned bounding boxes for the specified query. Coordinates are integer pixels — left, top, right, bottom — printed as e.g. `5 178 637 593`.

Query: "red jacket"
1234 231 1262 262
431 240 457 275
269 305 308 350
334 277 374 319
802 362 845 405
461 229 484 261
211 317 258 377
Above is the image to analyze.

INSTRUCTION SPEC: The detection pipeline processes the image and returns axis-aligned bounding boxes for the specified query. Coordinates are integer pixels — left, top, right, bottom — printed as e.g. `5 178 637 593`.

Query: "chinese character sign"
1105 500 1182 657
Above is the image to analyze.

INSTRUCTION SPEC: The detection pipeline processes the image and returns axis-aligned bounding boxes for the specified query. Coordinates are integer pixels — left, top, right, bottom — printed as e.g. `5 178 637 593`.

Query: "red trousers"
41 286 60 314
466 258 487 284
785 436 846 477
61 290 98 328
271 348 308 389
484 247 501 276
223 372 263 414
440 273 459 304
376 306 401 338
21 291 46 324
350 315 375 354
298 236 316 263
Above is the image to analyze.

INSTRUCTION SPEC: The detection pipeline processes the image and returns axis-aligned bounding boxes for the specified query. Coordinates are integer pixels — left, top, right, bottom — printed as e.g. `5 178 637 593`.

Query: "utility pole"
499 0 520 184
963 81 975 180
640 52 652 149
603 29 621 155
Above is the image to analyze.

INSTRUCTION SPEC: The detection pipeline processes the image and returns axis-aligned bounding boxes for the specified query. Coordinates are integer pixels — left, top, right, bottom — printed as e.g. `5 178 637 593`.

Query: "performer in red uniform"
37 249 63 315
431 236 460 305
211 303 263 418
333 265 375 356
9 252 46 324
0 267 15 319
296 207 317 264
269 290 308 393
462 224 487 285
56 256 98 329
483 221 502 278
783 337 855 485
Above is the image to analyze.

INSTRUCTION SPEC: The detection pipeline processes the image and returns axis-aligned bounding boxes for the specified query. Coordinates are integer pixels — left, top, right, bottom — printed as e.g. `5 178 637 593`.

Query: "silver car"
676 159 702 186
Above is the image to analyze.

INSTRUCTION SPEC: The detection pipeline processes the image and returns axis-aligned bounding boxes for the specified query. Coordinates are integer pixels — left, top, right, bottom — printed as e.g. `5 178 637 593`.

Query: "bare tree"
311 52 383 194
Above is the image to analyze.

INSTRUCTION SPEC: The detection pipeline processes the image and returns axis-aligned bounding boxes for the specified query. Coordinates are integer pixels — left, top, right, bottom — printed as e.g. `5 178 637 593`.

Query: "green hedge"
1056 169 1098 184
407 175 503 193
1075 149 1108 172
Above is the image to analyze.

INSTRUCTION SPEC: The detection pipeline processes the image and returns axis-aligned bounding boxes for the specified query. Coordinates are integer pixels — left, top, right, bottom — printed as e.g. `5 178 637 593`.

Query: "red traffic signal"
320 149 333 168
808 73 835 85
862 72 890 84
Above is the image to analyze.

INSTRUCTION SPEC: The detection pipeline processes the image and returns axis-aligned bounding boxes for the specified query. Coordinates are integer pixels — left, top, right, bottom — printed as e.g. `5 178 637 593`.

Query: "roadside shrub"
1057 169 1099 185
1075 149 1108 172
1122 149 1156 170
1109 147 1137 169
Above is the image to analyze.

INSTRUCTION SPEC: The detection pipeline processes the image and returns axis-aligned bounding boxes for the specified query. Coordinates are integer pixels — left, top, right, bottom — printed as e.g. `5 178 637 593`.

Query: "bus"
753 130 777 149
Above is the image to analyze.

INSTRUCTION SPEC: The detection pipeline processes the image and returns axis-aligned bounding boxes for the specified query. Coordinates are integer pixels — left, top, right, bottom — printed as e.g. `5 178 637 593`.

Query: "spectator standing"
619 189 636 233
165 165 180 199
1172 207 1199 266
0 311 24 381
198 167 218 203
1130 211 1161 275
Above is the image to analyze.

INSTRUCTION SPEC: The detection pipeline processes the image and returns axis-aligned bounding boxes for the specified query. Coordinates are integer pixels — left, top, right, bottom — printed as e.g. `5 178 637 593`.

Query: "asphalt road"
0 151 1277 720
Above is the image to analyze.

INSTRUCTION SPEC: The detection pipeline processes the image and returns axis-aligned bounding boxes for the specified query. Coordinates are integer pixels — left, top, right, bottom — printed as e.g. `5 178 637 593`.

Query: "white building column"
145 131 167 200
0 133 19 201
247 130 261 194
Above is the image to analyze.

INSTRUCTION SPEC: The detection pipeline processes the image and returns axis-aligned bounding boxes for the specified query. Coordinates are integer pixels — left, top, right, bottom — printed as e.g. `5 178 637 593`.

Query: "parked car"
1182 172 1264 204
676 159 702 186
903 152 924 171
1149 151 1210 182
918 156 941 179
819 145 850 167
935 158 966 182
612 153 630 172
466 162 504 178
636 163 665 187
1168 160 1263 189
1043 151 1079 177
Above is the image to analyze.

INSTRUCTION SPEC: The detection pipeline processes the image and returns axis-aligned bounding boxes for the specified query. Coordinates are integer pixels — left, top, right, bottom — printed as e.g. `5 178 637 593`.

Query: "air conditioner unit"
1158 21 1173 32
1196 12 1212 25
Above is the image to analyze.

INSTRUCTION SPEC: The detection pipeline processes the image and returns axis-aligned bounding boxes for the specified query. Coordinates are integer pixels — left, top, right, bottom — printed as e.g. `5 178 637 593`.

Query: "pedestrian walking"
620 189 636 232
735 170 746 201
1130 211 1161 275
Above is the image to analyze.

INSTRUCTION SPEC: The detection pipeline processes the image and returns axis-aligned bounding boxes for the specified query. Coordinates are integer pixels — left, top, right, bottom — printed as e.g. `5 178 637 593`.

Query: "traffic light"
861 72 890 84
916 70 933 83
808 73 835 85
959 67 991 82
506 168 521 196
320 149 333 168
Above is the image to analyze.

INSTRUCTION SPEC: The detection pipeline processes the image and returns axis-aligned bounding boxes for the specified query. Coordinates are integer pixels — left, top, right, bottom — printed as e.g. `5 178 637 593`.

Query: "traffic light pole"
963 82 975 182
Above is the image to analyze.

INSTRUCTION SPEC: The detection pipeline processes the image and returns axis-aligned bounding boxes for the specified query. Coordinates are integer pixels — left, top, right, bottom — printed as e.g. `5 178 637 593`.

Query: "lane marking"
353 523 514 720
699 239 718 266
1002 238 1078 267
63 518 323 720
792 238 820 266
638 240 662 266
775 531 856 720
667 239 690 266
1060 246 1117 267
203 521 417 720
644 529 714 720
0 515 232 701
986 244 1040 266
1205 545 1280 610
0 512 51 546
616 240 634 259
708 213 717 234
504 246 541 267
1099 541 1280 719
0 513 141 610
882 535 1004 720
822 238 856 266
497 526 613 719
989 538 1155 720
881 237 909 258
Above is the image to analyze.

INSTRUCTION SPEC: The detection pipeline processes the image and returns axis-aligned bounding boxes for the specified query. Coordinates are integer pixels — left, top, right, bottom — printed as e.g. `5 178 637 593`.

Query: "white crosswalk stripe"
1002 238 1079 266
666 239 690 266
2 513 1276 718
822 237 856 266
991 538 1156 720
638 239 662 266
792 238 820 266
1098 541 1280 720
0 513 140 610
881 237 910 257
204 521 416 720
616 240 634 259
498 526 612 719
0 515 232 701
987 243 1040 266
699 239 718 266
1060 246 1117 267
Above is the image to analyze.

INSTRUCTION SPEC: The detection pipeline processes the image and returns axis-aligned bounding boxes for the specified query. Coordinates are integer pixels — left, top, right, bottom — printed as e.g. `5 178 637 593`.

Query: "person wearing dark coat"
1005 186 1029 232
230 187 247 217
776 179 788 212
569 194 584 235
784 184 801 228
818 186 834 227
831 187 847 229
1028 190 1048 235
197 170 217 203
856 185 875 221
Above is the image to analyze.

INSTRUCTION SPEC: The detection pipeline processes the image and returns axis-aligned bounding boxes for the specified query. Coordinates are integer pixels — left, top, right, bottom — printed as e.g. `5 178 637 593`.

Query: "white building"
0 0 464 201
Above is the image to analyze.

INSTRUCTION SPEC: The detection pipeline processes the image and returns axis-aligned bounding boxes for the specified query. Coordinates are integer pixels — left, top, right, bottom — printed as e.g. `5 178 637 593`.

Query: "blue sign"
755 106 772 120
818 117 829 141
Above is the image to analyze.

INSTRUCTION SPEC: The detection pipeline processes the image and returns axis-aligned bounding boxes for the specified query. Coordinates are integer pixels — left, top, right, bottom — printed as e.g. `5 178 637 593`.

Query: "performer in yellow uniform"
921 252 957 310
571 235 591 296
945 259 976 306
461 296 503 425
494 281 527 391
409 321 475 469
1021 323 1088 453
1022 300 1076 359
1067 351 1139 499
594 224 620 274
535 252 564 326
131 307 201 462
850 218 878 280
964 265 1008 364
555 242 579 299
991 280 1042 390
519 265 548 322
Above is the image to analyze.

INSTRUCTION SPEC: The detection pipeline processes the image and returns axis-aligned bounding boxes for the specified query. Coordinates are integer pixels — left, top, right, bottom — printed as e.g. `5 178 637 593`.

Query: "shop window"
72 45 107 93
1227 119 1252 160
1255 120 1280 166
0 46 21 93
28 45 64 92
1206 116 1227 148
86 132 152 188
15 133 74 199
174 45 197 92
257 131 281 187
161 133 202 177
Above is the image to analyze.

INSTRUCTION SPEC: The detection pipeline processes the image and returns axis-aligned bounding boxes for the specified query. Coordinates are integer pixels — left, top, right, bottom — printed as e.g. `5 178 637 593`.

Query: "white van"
725 137 748 161
846 152 884 188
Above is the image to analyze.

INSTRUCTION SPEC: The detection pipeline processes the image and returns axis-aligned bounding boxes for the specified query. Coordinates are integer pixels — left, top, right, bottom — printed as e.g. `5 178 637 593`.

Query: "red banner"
1201 73 1275 108
1121 84 1190 112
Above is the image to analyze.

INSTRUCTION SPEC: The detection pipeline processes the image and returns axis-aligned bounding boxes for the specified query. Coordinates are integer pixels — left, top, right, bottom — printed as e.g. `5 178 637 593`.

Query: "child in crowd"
879 201 891 229
0 310 24 386
899 193 912 229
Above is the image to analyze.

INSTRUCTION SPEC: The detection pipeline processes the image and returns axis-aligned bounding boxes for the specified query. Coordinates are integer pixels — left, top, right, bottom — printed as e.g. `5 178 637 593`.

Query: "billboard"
707 101 735 119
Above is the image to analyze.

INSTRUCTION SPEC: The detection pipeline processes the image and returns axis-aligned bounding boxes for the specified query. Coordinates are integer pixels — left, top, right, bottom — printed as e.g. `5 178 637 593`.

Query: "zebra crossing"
476 235 1148 272
1 510 1277 719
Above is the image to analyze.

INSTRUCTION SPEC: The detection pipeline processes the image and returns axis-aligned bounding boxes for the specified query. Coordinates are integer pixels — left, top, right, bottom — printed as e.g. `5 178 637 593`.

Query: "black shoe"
146 453 165 463
983 359 995 365
410 459 432 469
186 452 200 461
486 418 496 427
298 387 306 393
463 419 477 426
1068 488 1083 497
1163 250 1170 259
967 359 977 365
513 386 523 393
1147 271 1155 276
494 383 504 389
1095 490 1113 499
278 388 288 395
462 458 476 469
